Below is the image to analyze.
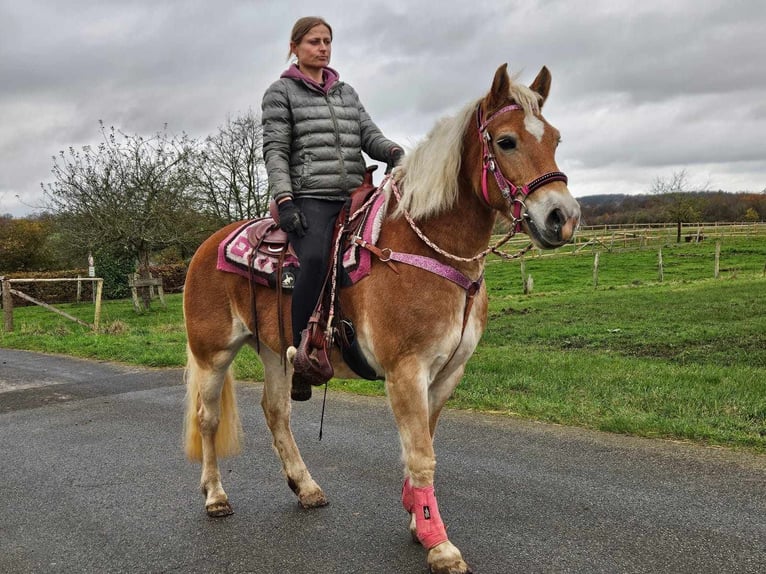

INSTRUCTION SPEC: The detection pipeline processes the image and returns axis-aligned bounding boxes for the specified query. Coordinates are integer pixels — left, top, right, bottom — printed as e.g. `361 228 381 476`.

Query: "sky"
1 0 765 217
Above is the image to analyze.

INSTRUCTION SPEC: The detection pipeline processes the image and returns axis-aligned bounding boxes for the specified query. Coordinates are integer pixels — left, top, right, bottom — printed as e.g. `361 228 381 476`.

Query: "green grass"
2 235 765 452
0 295 265 380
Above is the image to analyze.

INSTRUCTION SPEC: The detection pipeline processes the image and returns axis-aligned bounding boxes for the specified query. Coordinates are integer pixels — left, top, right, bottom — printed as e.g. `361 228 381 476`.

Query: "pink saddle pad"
216 192 388 287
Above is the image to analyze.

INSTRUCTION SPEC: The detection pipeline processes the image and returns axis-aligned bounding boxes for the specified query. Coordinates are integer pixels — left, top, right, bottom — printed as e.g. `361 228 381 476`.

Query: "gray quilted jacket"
262 65 401 202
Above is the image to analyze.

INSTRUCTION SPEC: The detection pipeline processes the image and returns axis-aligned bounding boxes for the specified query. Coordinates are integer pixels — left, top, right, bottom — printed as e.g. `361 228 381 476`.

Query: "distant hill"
577 191 765 225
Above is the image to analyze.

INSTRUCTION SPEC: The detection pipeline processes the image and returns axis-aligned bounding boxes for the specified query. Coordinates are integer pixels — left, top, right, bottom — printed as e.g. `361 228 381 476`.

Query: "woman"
262 16 403 399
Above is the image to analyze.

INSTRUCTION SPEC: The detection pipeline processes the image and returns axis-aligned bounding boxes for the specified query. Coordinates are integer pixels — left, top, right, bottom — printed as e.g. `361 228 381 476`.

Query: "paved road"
1 348 765 574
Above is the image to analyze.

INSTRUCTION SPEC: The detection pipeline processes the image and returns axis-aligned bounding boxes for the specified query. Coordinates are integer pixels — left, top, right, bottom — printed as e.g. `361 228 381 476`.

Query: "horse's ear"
487 63 511 112
530 66 551 108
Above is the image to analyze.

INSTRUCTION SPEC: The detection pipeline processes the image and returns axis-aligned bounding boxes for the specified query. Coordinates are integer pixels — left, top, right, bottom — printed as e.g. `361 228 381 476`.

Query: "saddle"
249 167 378 258
248 166 383 398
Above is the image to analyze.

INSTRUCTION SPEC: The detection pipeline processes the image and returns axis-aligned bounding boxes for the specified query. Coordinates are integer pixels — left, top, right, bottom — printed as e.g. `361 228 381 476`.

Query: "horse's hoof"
427 542 471 574
428 563 472 574
206 501 234 517
299 490 329 509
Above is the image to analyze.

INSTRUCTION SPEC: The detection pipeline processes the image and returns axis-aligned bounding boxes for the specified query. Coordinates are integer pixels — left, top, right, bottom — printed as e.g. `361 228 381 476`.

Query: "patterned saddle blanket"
216 192 388 289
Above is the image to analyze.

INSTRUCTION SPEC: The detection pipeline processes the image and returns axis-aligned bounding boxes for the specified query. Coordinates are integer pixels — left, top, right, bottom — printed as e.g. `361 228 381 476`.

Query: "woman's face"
292 24 332 70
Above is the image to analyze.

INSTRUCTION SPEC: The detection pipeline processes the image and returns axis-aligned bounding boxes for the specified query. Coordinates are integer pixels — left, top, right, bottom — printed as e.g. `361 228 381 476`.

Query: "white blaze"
524 114 545 142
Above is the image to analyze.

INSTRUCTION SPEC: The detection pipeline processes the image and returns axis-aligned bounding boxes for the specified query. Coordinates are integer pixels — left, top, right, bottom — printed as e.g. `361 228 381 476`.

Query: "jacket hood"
281 64 340 94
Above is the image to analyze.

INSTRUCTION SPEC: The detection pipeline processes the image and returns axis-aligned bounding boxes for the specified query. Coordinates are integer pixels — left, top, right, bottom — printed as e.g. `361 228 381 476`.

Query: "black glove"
277 199 308 238
386 147 404 174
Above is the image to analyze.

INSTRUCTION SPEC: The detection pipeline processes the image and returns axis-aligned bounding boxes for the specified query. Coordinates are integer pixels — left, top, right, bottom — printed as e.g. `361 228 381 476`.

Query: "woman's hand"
277 199 308 237
386 147 404 174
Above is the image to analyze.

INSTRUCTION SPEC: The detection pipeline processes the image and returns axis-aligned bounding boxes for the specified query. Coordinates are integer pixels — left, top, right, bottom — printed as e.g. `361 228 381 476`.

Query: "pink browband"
476 103 568 231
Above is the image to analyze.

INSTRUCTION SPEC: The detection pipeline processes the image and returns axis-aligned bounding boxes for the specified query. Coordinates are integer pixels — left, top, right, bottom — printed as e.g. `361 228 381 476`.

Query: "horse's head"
475 64 580 249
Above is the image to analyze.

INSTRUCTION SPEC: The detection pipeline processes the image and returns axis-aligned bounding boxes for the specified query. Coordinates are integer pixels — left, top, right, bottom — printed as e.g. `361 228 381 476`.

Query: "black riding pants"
288 198 345 347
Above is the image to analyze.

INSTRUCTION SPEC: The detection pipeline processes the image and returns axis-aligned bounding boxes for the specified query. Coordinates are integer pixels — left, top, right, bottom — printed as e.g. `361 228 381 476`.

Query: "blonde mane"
394 76 541 220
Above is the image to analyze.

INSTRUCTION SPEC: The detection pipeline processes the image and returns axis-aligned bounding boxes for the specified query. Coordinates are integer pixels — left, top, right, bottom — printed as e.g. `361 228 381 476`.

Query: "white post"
714 242 721 279
593 252 600 288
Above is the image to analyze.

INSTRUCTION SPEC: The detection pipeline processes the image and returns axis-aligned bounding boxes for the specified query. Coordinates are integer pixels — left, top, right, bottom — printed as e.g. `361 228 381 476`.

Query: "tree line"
3 127 765 283
580 170 765 231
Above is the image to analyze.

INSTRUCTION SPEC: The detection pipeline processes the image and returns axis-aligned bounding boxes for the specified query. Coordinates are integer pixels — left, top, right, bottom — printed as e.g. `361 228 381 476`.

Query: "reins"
352 102 570 334
312 100 570 410
387 176 530 264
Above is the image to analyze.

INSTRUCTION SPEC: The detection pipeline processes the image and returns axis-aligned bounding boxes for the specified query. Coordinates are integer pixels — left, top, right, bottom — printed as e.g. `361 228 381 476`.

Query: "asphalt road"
1 348 765 574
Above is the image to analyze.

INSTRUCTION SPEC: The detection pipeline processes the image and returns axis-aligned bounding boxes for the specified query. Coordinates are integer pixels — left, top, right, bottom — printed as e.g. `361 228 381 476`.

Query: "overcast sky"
2 0 765 217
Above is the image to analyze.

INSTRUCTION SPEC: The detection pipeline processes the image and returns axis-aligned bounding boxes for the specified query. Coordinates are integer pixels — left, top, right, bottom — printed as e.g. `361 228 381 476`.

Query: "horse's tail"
183 346 242 461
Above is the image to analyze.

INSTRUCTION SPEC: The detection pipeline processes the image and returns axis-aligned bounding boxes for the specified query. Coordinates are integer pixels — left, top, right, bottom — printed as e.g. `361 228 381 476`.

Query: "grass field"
2 234 765 452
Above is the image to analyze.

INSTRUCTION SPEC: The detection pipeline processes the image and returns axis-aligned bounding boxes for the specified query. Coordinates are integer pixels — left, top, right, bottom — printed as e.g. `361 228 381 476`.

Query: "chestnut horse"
183 64 580 573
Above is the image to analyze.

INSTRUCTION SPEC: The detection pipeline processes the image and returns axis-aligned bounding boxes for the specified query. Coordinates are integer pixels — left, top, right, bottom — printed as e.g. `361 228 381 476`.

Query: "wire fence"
489 222 766 291
494 222 766 257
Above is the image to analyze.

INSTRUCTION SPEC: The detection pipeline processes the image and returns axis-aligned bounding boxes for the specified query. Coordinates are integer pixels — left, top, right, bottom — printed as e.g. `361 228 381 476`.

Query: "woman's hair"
287 16 333 60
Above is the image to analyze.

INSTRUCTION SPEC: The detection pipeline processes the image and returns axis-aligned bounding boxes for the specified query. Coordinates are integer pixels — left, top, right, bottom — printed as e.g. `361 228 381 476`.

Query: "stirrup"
293 327 334 388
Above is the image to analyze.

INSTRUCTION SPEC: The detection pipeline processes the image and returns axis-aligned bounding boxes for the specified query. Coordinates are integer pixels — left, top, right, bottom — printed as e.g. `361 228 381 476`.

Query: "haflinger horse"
183 63 580 574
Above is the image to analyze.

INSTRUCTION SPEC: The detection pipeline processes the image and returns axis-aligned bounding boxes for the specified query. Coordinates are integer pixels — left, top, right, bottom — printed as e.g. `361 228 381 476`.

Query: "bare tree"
191 110 270 223
43 122 206 284
651 169 704 242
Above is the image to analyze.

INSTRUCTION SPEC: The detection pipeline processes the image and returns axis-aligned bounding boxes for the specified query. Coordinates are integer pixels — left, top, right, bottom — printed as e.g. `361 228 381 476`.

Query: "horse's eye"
496 137 517 151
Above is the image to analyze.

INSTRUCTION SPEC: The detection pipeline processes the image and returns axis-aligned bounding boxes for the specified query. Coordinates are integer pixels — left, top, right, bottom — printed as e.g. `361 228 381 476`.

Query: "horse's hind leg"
184 347 243 517
258 345 327 508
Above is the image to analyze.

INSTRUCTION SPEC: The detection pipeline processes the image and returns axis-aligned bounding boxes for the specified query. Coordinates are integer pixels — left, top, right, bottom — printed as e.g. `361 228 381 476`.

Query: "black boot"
291 376 312 401
290 327 333 401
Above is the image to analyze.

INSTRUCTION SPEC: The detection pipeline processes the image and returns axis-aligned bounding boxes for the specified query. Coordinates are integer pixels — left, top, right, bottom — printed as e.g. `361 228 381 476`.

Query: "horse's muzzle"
524 196 581 249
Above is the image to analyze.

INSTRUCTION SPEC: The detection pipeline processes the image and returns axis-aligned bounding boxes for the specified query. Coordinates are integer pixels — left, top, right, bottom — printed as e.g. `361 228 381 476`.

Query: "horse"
183 63 581 574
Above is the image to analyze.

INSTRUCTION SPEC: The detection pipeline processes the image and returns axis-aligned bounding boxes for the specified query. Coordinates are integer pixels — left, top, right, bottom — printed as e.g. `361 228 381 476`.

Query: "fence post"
593 252 600 288
520 255 533 294
94 279 103 332
2 278 13 332
714 241 721 279
658 248 664 282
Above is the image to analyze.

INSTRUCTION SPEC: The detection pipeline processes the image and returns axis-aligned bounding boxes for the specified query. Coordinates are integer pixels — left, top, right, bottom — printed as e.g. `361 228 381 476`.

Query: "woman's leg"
288 198 344 347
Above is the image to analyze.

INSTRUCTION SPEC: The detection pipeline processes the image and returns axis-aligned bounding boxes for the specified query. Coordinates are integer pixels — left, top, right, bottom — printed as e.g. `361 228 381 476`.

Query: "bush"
94 249 136 300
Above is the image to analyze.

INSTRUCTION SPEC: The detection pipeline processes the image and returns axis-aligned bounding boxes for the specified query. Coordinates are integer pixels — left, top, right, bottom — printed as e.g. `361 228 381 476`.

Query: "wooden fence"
494 221 766 256
573 221 766 252
1 277 103 333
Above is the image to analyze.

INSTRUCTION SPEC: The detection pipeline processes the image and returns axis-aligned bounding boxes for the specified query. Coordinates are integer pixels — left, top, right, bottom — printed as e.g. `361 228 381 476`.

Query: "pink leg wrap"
401 477 448 549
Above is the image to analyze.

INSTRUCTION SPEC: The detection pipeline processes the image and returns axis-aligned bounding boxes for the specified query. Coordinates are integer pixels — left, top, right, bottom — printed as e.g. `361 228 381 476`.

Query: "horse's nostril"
546 208 565 237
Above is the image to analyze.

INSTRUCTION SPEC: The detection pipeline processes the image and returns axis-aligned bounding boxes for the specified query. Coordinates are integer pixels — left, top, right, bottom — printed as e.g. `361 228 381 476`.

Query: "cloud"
1 0 765 216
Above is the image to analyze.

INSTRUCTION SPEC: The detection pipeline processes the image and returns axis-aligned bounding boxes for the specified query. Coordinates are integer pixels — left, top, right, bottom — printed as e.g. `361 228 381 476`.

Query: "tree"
42 122 203 299
743 207 760 222
0 215 54 272
651 170 703 242
190 110 270 223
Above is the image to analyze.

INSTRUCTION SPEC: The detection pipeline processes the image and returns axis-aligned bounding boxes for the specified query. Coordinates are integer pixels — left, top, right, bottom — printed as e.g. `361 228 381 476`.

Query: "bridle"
477 103 568 231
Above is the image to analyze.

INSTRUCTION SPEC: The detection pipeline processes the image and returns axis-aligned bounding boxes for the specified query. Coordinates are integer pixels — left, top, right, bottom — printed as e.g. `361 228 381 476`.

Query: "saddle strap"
247 227 290 362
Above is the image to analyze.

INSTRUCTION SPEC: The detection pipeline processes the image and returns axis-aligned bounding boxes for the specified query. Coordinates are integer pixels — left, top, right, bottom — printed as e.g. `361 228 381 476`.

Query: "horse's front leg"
259 346 327 508
387 358 471 574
